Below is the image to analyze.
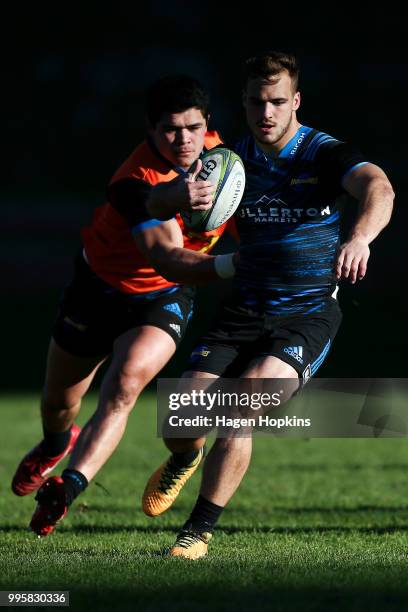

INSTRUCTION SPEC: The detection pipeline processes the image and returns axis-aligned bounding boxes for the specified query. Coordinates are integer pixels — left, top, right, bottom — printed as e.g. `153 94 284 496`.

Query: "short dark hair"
146 75 210 127
243 51 299 91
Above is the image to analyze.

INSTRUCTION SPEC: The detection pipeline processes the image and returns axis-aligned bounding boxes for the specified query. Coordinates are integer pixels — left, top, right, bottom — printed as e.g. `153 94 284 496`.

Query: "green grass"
1 393 408 611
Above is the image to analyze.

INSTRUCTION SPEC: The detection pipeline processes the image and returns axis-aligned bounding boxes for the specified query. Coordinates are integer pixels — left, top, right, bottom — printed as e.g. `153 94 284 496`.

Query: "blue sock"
62 469 88 506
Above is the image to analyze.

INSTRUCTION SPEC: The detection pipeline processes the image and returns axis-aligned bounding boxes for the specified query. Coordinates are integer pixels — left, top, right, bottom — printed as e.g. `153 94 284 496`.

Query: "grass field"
1 392 408 611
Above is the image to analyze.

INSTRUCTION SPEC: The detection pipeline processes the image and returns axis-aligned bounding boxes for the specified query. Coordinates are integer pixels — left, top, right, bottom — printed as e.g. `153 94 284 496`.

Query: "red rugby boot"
11 424 81 496
30 476 68 537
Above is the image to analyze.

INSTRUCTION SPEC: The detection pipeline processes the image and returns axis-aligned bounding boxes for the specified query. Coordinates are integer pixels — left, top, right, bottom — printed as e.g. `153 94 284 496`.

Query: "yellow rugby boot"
142 447 204 517
169 529 212 560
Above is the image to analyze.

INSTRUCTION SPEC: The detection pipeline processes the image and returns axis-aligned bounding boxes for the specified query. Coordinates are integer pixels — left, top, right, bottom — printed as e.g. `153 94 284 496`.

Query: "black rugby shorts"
52 254 194 357
187 296 342 384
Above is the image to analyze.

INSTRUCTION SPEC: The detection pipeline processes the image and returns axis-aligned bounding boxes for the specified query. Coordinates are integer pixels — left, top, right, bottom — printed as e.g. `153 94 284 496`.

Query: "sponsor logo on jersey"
63 316 87 332
291 176 318 185
237 194 331 223
289 131 307 156
190 345 211 362
284 345 304 364
169 323 181 337
238 199 332 223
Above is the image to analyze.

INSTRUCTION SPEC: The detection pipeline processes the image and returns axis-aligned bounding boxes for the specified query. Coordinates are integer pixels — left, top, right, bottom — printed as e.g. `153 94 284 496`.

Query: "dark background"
3 5 406 389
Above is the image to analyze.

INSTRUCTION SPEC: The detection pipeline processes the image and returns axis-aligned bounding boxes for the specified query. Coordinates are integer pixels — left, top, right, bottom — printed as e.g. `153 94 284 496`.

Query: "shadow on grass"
28 585 408 612
0 581 406 611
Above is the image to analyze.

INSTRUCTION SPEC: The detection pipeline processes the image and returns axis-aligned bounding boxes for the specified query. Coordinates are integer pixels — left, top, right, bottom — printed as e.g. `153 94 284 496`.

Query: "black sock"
62 469 88 506
183 494 224 533
172 449 199 468
41 427 72 457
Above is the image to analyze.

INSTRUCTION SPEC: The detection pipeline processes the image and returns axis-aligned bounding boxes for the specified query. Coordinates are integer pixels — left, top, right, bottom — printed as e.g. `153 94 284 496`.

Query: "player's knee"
104 368 147 412
215 435 251 451
42 387 81 413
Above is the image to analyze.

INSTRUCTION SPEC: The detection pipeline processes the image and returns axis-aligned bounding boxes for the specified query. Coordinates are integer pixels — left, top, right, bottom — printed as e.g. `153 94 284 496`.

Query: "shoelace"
175 531 206 549
158 460 189 492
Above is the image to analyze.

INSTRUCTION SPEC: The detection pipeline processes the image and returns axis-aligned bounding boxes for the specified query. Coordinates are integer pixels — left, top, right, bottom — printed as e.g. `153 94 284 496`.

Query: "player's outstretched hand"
146 159 214 219
335 237 370 283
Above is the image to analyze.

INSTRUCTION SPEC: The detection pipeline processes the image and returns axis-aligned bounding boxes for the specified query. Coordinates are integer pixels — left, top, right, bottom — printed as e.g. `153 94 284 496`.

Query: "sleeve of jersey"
107 178 165 234
315 141 369 187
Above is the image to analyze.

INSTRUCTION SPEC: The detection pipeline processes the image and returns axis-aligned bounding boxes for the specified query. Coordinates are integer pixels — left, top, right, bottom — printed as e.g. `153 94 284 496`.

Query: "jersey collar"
277 125 312 159
252 125 311 165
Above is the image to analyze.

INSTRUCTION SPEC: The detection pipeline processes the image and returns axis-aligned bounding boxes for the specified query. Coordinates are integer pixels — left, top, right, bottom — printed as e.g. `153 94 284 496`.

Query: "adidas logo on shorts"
283 345 304 364
169 323 181 337
164 302 183 320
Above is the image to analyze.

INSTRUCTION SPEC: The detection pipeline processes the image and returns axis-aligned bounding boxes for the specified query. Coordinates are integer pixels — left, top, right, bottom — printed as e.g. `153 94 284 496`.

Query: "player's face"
151 108 208 170
243 71 300 153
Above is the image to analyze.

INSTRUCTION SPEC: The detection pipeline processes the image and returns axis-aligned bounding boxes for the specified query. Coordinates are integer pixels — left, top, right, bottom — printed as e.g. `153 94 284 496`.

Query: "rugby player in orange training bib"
12 75 233 536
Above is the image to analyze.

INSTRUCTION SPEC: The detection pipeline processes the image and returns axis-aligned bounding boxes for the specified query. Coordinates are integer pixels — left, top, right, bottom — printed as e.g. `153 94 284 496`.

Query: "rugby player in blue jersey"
143 51 395 559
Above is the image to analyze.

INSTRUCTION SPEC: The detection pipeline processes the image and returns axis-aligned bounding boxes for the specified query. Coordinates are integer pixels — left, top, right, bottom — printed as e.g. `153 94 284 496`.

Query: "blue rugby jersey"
233 125 368 315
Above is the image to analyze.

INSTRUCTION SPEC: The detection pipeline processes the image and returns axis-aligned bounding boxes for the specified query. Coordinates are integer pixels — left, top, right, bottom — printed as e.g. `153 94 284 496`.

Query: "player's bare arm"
336 163 394 283
134 220 235 283
145 160 214 220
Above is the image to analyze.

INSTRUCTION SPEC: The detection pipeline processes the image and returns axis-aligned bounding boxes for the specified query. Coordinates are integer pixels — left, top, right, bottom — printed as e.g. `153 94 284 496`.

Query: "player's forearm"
349 177 394 244
155 247 217 283
154 248 235 284
145 184 176 221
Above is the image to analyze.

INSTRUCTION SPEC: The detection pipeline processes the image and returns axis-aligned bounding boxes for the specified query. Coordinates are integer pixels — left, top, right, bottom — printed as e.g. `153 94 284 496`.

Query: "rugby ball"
181 148 245 232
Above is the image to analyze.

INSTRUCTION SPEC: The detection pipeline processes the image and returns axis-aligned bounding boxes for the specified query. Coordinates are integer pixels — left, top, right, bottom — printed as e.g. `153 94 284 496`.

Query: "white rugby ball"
181 147 245 232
